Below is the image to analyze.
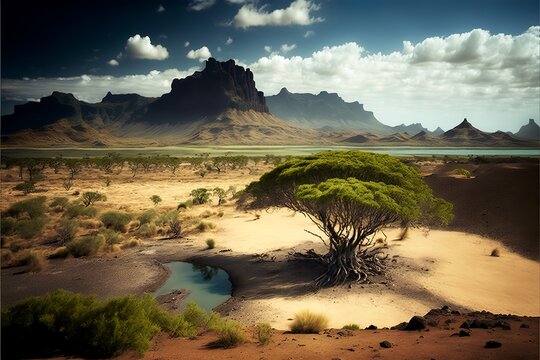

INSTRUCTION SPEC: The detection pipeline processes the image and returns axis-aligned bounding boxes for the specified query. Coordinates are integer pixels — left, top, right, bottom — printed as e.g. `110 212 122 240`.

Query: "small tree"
246 151 453 287
81 192 107 207
13 181 36 195
190 188 210 205
63 178 74 191
167 211 182 238
150 195 162 206
213 187 227 205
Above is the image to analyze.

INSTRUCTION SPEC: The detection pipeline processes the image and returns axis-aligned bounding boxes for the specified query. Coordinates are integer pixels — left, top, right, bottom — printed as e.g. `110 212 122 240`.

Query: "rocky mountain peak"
456 118 472 129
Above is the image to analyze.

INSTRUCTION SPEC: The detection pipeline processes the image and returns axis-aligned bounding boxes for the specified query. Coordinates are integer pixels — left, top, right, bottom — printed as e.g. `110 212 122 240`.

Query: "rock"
495 321 511 330
379 341 392 348
485 340 502 348
520 323 530 328
337 330 353 337
391 322 408 330
427 319 439 327
366 325 378 330
405 316 427 331
459 330 471 337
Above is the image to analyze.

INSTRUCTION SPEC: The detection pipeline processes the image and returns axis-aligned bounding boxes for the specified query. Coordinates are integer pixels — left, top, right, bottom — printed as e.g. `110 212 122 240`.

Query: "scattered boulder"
379 340 392 348
391 322 408 330
366 325 378 330
460 319 511 330
405 316 427 331
459 330 471 337
485 340 502 349
520 323 530 329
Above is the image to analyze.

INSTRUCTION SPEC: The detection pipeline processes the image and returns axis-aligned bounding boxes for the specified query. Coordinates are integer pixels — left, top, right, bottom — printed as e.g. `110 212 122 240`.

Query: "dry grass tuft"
290 310 329 333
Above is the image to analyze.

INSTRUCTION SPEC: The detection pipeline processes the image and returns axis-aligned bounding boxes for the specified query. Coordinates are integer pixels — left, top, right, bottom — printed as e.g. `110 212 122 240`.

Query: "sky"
1 0 539 132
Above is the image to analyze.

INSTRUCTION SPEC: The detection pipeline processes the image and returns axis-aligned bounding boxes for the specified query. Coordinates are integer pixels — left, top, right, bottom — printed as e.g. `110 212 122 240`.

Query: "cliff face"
143 58 268 124
515 119 540 140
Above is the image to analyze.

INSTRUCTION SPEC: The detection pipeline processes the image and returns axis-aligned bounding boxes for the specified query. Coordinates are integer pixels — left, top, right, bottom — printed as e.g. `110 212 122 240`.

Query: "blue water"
154 262 232 312
1 146 539 158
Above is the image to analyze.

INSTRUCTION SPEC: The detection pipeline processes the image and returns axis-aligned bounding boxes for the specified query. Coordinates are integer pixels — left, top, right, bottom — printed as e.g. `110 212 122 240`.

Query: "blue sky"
2 0 539 131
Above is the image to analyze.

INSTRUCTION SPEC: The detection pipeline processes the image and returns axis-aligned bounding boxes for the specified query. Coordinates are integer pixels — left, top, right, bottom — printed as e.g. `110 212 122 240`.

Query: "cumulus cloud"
184 41 190 48
233 0 323 28
124 35 169 60
226 37 233 45
304 30 315 38
280 44 297 53
157 4 165 12
186 46 212 62
189 0 216 11
264 45 272 53
107 59 119 66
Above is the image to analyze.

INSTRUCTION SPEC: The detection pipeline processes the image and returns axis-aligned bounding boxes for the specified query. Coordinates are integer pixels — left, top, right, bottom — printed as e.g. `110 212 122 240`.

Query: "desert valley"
1 1 539 359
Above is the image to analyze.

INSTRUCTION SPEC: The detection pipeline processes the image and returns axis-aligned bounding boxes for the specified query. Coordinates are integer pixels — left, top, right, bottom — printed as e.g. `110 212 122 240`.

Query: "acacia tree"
246 151 452 287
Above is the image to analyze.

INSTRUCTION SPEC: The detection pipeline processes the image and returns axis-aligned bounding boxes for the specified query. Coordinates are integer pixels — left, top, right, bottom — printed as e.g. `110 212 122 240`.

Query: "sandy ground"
1 159 539 358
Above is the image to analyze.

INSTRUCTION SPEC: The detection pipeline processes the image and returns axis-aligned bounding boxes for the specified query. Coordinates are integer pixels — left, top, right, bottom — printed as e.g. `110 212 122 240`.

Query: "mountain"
1 59 320 146
265 88 394 133
441 118 532 146
432 127 445 136
515 119 540 140
390 123 430 134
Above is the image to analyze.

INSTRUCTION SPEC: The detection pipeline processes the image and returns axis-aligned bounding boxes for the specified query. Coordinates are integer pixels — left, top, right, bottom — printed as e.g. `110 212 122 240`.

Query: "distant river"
1 146 539 158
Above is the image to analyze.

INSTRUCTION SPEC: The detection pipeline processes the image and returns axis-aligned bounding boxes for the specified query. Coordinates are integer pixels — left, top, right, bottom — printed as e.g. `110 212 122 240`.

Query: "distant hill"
515 119 540 140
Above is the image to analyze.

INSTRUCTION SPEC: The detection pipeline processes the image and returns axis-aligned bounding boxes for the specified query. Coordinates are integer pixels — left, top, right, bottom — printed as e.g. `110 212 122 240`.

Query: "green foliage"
50 197 69 211
256 322 272 345
13 181 36 195
138 223 157 237
57 219 79 244
454 168 472 178
66 235 104 257
15 218 49 239
212 319 246 348
99 228 122 248
100 211 132 232
342 323 360 330
63 203 97 219
1 217 17 236
150 195 162 206
81 191 107 207
289 310 329 333
6 196 47 219
206 238 216 249
213 187 227 205
138 209 157 225
177 200 193 210
190 188 210 205
196 221 216 232
1 291 209 358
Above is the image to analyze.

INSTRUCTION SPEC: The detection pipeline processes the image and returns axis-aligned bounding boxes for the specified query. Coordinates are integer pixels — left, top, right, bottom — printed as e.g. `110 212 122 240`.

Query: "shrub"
48 246 70 259
213 187 227 205
167 212 182 238
57 219 79 244
121 239 141 249
196 221 216 232
176 200 193 210
454 168 472 178
6 196 47 219
289 310 329 333
15 218 48 239
11 250 47 272
138 209 157 226
213 319 246 348
100 211 132 232
99 228 121 249
255 322 272 345
50 197 69 211
13 181 36 195
150 195 162 206
342 323 360 330
67 235 104 257
206 238 215 249
190 188 210 205
491 248 500 257
138 223 157 238
63 178 74 191
63 203 97 219
1 217 17 236
81 192 107 207
104 177 111 187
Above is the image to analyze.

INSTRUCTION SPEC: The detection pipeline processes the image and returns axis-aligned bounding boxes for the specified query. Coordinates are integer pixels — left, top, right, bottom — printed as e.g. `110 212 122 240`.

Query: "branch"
304 229 327 246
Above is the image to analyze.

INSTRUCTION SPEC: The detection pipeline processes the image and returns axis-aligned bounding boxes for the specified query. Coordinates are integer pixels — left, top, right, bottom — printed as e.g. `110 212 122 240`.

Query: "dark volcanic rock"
459 330 471 337
405 316 427 331
485 340 502 349
365 325 378 330
379 340 392 348
145 58 268 124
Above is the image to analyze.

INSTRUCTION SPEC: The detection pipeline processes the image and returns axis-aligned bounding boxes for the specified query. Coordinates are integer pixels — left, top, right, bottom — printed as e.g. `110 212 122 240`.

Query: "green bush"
81 192 107 207
454 168 472 178
212 319 246 348
6 196 47 219
138 223 157 238
290 310 329 333
206 238 215 249
138 209 157 226
1 217 17 236
167 211 181 238
196 221 216 232
150 195 162 206
190 188 210 205
63 203 97 219
13 181 36 195
342 323 360 330
256 322 272 345
176 200 193 210
57 219 79 244
15 218 48 239
1 290 199 358
100 211 132 232
50 196 69 210
66 235 104 257
99 228 121 248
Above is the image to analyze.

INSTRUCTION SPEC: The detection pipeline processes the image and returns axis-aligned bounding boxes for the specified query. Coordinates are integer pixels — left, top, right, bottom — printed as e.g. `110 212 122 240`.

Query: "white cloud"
186 46 212 62
280 44 297 53
226 0 246 3
217 46 222 52
124 35 169 60
157 4 165 12
264 45 272 53
233 0 323 28
304 30 315 38
189 0 216 11
107 59 119 66
184 41 190 48
226 37 233 45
